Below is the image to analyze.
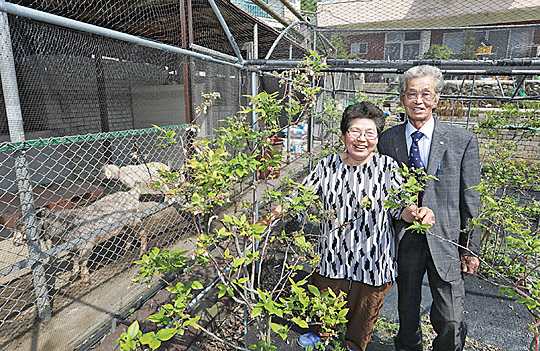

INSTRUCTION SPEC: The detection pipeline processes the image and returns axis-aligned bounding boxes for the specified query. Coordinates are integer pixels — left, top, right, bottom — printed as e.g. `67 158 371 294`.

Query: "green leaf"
156 328 177 341
191 281 203 290
233 257 247 268
236 277 249 285
251 307 263 318
217 283 227 298
292 317 309 329
307 285 320 297
149 337 161 350
139 332 154 345
127 321 140 339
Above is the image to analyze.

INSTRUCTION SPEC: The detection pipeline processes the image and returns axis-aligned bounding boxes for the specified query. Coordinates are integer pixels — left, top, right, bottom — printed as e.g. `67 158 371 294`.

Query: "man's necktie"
409 131 425 170
409 130 425 206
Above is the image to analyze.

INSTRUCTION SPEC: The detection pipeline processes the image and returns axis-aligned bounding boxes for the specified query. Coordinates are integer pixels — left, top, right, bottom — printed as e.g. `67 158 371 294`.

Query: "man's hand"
402 205 435 226
460 254 479 275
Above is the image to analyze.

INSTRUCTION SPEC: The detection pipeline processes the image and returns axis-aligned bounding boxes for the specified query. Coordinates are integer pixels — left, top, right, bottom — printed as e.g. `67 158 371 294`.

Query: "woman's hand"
402 205 435 226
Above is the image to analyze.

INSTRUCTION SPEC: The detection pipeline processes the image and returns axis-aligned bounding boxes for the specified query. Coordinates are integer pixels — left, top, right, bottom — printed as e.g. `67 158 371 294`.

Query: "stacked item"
283 123 307 154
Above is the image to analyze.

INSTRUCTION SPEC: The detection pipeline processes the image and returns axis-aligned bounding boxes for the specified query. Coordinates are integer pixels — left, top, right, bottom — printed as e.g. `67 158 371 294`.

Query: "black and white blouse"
301 153 403 286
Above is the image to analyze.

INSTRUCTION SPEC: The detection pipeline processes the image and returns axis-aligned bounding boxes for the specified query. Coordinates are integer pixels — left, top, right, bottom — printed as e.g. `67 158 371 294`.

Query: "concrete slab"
377 274 531 350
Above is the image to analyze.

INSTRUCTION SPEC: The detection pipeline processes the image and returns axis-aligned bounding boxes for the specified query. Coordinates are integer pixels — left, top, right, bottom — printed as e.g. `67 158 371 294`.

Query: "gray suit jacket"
378 119 481 282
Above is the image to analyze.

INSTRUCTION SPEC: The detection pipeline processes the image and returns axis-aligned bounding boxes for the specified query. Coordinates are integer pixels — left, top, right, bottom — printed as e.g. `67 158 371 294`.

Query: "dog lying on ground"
13 184 147 284
98 162 170 193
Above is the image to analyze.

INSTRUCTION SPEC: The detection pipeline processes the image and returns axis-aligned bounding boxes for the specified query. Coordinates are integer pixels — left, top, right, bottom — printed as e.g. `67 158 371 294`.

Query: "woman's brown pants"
311 272 392 351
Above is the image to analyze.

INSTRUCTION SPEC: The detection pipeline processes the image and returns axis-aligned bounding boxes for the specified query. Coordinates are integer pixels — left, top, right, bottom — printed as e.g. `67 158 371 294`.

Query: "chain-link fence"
0 126 200 343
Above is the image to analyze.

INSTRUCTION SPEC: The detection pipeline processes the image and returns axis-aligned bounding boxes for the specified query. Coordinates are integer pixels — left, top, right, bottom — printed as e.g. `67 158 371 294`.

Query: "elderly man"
378 65 481 351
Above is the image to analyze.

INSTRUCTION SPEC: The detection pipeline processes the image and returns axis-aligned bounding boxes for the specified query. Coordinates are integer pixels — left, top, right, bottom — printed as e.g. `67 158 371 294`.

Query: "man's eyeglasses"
404 91 437 101
347 129 378 140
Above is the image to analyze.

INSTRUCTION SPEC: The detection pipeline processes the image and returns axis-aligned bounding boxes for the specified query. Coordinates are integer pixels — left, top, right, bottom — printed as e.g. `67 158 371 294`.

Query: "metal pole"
251 24 259 224
465 74 477 130
0 9 51 322
247 25 259 351
511 75 527 99
207 0 244 63
308 30 316 171
264 21 311 60
287 45 292 164
495 75 506 98
251 25 259 133
276 0 306 22
250 0 291 28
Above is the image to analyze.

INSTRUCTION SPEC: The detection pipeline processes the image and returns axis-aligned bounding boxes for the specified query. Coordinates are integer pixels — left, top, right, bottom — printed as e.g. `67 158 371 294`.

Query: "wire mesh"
0 3 257 346
0 0 540 349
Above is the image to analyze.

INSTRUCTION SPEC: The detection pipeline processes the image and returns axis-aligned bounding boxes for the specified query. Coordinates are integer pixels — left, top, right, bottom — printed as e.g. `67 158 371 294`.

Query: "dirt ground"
4 236 197 351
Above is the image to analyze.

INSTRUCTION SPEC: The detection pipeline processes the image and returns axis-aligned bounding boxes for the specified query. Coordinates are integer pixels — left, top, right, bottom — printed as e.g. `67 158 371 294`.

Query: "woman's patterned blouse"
301 153 403 286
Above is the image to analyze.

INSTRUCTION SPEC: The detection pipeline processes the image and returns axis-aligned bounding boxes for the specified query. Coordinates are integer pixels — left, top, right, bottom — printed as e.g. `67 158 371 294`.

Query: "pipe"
316 23 540 33
249 58 540 67
308 30 316 171
465 74 477 130
255 66 540 76
0 10 24 143
511 75 527 99
250 0 290 28
328 88 540 102
277 0 306 22
0 7 52 323
495 76 506 98
264 21 312 60
191 43 239 63
207 0 245 63
286 45 292 164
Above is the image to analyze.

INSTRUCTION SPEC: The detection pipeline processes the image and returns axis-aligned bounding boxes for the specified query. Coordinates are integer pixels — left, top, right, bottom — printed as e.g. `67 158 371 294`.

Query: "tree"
424 45 452 59
454 30 477 60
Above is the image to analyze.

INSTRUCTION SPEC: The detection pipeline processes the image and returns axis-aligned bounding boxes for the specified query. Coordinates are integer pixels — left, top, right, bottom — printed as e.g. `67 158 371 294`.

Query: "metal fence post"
0 8 52 322
308 29 317 171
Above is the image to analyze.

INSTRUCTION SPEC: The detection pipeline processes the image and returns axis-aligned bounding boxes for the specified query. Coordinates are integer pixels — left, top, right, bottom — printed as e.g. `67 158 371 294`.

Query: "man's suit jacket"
378 118 481 282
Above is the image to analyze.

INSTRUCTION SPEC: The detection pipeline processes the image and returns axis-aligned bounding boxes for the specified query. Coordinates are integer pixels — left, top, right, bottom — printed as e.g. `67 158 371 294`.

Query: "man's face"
401 75 439 129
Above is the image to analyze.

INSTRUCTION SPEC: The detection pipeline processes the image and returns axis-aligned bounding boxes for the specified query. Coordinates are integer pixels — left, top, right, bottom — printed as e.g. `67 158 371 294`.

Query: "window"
405 32 421 41
385 31 421 60
403 43 420 60
443 29 533 59
351 42 368 55
508 28 533 58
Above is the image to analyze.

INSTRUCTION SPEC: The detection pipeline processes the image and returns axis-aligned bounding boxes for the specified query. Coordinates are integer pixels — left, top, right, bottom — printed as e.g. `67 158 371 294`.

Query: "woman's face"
341 118 378 165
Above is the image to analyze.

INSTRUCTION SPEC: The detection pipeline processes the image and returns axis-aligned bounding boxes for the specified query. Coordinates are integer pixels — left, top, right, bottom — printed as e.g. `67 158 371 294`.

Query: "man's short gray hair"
400 65 444 95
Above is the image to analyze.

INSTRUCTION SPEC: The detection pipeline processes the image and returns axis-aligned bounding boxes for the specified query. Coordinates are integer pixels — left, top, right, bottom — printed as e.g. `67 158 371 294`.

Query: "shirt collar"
405 116 435 141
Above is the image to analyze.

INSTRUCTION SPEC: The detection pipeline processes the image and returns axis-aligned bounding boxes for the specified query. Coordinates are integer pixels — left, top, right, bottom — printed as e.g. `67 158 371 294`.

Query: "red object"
0 183 104 228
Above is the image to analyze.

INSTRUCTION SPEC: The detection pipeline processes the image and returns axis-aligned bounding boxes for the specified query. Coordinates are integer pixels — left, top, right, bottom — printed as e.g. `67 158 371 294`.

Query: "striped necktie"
409 130 425 170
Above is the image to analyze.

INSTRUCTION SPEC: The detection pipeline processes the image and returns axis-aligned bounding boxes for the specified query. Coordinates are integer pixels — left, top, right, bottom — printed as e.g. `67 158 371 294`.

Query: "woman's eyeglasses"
347 129 378 140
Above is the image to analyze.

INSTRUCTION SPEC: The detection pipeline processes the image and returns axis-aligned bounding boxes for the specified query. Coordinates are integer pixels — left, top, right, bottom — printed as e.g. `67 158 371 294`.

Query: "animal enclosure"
0 0 540 350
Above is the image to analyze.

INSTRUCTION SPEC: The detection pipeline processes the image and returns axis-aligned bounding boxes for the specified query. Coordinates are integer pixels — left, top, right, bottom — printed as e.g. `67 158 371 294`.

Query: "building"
317 0 540 60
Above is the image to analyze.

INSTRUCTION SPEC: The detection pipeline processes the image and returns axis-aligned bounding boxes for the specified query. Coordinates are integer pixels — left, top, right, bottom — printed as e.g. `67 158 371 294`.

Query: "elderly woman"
294 101 434 351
